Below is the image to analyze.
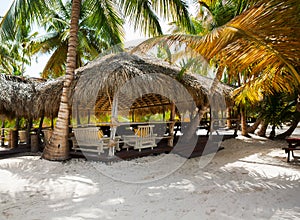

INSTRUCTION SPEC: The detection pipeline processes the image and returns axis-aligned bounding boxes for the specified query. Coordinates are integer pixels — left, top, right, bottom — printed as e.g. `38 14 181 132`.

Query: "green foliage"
0 24 36 75
34 0 124 78
1 0 195 79
119 0 195 36
137 0 300 106
257 93 298 128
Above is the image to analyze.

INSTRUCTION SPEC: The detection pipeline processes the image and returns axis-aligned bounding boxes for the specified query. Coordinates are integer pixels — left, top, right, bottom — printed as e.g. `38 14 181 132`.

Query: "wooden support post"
26 118 33 147
1 119 5 147
209 108 212 134
37 113 44 145
131 110 134 122
15 117 20 131
87 109 91 124
11 117 20 148
38 114 44 135
51 115 54 130
168 103 175 147
109 95 118 156
10 130 18 149
226 107 232 128
76 102 81 125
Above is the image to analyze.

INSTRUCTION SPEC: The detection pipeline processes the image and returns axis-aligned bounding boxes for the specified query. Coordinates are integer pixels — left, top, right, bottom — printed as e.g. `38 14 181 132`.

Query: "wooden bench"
282 137 300 162
72 127 122 156
122 125 157 152
72 127 105 155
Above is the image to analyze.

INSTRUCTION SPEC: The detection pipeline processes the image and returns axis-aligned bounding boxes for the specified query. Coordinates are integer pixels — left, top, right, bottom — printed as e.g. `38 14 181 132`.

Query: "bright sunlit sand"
0 127 299 220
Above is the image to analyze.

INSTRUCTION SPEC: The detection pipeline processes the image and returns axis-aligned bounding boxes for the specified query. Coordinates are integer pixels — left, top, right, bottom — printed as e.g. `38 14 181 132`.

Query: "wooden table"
282 137 300 162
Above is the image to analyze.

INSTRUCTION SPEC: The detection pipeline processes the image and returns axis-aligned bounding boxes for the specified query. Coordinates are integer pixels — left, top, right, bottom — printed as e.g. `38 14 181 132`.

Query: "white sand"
0 132 300 220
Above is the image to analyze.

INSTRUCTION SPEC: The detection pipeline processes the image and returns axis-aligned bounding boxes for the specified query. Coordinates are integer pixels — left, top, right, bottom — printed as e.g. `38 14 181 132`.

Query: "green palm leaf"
119 0 195 36
135 0 300 103
0 0 50 40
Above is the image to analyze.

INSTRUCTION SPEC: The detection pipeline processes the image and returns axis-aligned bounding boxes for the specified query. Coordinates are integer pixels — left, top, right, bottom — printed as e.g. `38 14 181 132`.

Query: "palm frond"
119 0 162 37
154 0 196 34
135 0 300 102
41 44 68 78
119 0 195 36
85 0 124 45
0 0 50 40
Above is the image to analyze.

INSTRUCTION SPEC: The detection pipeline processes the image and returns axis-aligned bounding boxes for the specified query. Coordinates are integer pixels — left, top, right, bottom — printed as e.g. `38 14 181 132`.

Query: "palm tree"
4 25 37 76
42 0 81 160
33 0 124 78
197 0 256 30
135 0 300 136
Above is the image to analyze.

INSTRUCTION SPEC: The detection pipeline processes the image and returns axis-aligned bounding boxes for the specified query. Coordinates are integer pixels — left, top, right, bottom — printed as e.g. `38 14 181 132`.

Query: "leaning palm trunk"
43 0 81 160
247 118 262 134
276 118 300 139
257 120 268 137
179 67 224 143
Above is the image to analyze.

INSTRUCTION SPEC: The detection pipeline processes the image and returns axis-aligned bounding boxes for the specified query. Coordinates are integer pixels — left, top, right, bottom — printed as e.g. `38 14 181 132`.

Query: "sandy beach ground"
0 127 299 220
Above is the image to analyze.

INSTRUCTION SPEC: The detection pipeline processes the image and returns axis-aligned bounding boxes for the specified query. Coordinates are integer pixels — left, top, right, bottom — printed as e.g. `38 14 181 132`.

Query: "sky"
0 0 192 78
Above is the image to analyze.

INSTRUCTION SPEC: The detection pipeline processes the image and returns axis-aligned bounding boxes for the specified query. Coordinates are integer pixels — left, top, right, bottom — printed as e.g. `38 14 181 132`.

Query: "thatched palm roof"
0 52 232 120
73 52 232 117
0 74 63 119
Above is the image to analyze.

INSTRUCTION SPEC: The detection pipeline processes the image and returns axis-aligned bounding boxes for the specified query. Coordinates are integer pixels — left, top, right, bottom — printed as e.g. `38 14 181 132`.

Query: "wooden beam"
87 109 91 124
131 110 135 122
168 103 176 147
76 102 81 125
1 118 5 147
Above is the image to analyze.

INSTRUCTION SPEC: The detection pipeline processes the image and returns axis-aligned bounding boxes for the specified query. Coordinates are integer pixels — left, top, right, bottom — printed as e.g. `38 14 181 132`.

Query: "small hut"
71 52 232 154
0 74 63 148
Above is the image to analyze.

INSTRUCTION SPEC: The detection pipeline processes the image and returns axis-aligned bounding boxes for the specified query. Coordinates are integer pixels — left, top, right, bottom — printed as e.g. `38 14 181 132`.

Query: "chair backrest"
135 125 154 137
73 127 101 146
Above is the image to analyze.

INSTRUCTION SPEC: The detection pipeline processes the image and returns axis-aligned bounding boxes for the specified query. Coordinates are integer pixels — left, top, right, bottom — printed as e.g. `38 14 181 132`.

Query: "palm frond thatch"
0 74 63 119
73 52 232 117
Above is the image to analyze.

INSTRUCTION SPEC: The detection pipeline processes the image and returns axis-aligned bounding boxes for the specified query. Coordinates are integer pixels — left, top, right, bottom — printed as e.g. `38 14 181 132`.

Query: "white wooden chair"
72 127 122 156
72 127 105 155
122 125 157 152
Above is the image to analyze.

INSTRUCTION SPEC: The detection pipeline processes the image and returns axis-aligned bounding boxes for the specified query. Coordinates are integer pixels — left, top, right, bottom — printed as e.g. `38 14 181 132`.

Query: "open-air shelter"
71 52 233 156
0 52 233 157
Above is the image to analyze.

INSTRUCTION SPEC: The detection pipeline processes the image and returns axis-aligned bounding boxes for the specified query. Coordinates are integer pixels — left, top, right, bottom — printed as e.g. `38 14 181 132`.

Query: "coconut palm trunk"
257 120 268 137
247 118 262 134
276 117 300 139
226 107 232 128
240 106 249 136
42 0 81 160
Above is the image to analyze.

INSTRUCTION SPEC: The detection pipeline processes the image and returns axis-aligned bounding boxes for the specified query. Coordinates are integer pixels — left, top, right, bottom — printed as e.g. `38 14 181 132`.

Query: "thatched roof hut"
0 74 63 119
0 52 232 121
73 52 232 119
